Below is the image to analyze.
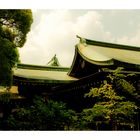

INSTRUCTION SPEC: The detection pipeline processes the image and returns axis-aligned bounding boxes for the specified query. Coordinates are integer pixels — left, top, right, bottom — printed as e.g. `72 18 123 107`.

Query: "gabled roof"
76 36 140 65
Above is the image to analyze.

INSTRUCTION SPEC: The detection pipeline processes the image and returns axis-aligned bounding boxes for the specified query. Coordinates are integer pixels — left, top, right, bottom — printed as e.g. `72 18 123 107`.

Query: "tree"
0 10 33 86
6 96 76 130
82 68 139 130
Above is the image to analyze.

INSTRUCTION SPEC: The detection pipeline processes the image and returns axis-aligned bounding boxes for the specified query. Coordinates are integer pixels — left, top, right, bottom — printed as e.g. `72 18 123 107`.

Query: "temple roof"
14 63 78 83
76 36 140 65
14 68 77 81
68 36 140 78
16 63 69 71
14 36 140 82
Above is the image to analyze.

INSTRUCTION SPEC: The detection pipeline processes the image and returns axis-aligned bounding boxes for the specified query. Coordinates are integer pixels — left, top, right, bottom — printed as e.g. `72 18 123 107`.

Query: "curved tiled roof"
77 36 140 65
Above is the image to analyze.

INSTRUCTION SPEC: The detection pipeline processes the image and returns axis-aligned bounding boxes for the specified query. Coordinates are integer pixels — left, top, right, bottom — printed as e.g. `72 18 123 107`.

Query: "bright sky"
18 9 140 67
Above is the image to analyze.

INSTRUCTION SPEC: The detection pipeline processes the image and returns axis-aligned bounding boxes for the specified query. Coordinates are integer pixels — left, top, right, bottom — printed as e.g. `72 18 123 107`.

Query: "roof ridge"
77 36 140 51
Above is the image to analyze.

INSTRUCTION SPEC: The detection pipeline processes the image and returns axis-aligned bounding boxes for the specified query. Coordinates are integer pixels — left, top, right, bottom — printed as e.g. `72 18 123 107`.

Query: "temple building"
13 55 77 97
12 36 140 110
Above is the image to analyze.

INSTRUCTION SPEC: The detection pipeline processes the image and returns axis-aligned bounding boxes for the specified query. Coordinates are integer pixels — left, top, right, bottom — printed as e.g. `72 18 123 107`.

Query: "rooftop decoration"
47 54 61 67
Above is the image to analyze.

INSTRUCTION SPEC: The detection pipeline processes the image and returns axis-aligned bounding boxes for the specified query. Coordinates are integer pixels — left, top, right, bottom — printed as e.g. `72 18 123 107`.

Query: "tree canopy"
0 10 33 86
82 68 139 130
5 96 76 130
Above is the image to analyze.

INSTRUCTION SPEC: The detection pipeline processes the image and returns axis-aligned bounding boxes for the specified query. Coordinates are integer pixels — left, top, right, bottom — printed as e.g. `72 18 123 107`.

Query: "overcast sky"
19 9 140 67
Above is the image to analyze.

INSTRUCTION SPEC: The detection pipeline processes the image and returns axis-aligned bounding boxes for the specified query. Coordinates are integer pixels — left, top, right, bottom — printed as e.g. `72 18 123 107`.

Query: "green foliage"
6 96 76 130
107 67 126 82
0 38 19 86
109 67 139 98
0 10 33 86
0 10 33 47
83 67 139 130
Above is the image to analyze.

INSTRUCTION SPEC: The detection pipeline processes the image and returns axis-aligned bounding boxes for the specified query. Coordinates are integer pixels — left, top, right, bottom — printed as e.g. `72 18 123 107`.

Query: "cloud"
20 10 140 66
19 10 115 67
116 24 140 46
